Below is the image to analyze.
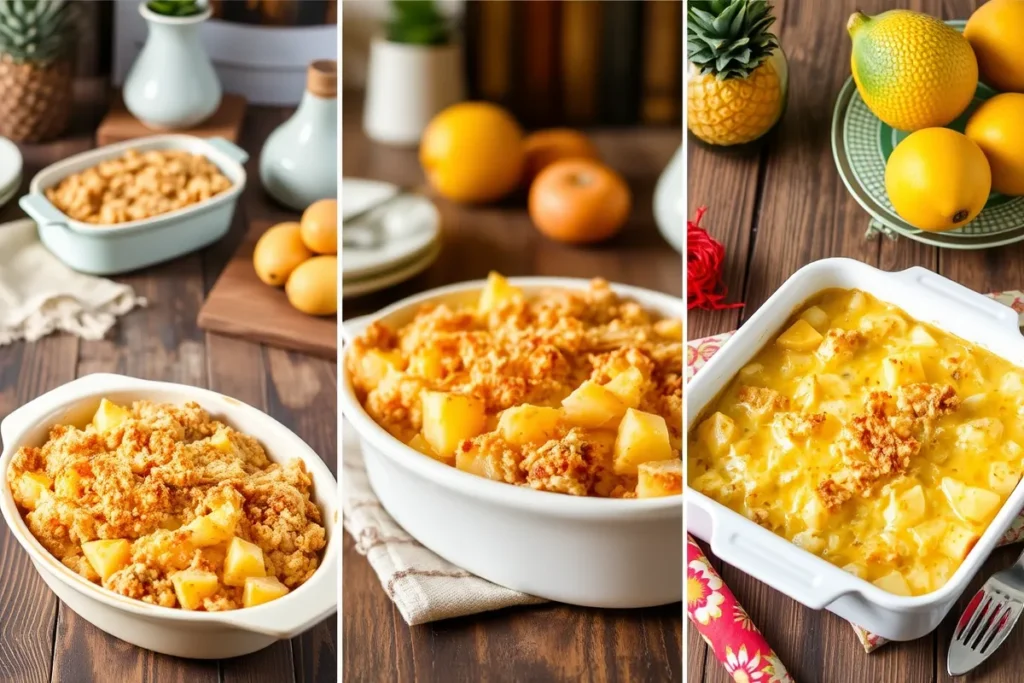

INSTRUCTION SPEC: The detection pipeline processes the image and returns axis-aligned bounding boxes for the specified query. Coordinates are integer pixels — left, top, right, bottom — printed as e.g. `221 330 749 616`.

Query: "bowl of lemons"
832 4 1024 249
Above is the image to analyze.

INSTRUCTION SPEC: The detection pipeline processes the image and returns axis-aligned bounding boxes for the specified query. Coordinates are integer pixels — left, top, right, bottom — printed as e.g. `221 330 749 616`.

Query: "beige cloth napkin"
0 219 144 345
342 420 547 625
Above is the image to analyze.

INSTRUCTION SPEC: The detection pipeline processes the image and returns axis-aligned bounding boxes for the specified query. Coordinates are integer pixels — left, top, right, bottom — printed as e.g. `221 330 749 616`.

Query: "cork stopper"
307 60 337 98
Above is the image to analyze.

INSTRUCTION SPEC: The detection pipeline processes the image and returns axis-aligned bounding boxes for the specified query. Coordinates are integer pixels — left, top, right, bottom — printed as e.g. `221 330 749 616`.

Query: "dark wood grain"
687 1 1022 682
341 92 683 681
0 79 336 683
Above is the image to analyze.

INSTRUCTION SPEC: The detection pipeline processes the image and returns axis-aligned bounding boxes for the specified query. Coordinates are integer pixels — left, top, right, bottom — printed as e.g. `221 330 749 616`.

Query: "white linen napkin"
0 219 144 345
342 420 547 625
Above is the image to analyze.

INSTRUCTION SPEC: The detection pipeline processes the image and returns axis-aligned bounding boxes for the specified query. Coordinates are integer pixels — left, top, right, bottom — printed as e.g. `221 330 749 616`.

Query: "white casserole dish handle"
710 515 852 611
205 137 250 166
20 194 70 233
891 266 1021 331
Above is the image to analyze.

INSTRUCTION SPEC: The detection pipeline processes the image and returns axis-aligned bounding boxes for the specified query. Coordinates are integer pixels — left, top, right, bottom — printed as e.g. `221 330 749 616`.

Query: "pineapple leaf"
687 0 779 80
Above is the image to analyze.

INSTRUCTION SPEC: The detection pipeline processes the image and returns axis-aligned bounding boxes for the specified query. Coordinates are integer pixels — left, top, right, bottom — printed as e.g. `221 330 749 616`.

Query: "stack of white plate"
342 178 442 298
0 138 23 211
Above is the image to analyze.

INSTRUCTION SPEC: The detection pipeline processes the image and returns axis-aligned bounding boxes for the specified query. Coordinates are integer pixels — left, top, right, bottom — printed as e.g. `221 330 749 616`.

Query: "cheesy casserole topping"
689 288 1024 596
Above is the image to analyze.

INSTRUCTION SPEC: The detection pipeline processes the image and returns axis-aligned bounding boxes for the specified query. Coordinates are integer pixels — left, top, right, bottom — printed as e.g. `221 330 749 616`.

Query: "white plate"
342 178 441 281
0 137 23 200
342 238 441 299
0 173 21 211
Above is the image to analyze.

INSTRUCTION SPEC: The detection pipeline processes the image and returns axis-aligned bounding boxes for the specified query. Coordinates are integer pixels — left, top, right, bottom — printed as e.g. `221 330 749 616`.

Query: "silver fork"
948 552 1024 676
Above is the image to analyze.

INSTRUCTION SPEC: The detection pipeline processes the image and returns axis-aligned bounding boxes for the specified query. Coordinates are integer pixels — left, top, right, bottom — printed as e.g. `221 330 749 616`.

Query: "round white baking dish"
341 277 684 608
0 374 337 659
687 258 1024 641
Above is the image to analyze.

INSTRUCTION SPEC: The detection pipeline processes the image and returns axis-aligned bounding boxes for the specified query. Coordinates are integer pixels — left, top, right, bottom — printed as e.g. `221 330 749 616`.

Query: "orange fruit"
286 255 337 316
253 222 312 287
528 159 631 244
965 0 1024 93
300 199 337 254
420 102 525 204
521 129 600 186
966 93 1024 196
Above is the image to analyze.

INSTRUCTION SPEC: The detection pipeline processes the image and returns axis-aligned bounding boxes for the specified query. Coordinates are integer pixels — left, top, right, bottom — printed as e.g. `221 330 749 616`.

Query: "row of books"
463 0 682 128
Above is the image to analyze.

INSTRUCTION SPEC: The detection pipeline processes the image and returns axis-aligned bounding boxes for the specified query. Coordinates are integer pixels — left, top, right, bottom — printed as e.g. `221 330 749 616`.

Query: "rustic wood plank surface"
686 1 1023 682
0 81 336 683
341 93 683 682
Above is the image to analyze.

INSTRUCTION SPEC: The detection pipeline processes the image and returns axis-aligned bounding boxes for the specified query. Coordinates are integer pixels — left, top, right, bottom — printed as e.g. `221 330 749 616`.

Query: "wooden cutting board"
198 221 336 359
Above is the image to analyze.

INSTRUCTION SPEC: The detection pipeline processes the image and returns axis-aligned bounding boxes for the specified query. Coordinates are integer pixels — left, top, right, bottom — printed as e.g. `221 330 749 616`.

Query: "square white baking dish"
686 257 1024 641
341 277 684 608
19 134 248 276
0 373 337 659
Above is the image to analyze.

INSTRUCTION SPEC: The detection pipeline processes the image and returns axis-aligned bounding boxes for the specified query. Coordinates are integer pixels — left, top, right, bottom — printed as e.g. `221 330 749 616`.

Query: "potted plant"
0 0 77 143
363 0 465 146
123 0 222 130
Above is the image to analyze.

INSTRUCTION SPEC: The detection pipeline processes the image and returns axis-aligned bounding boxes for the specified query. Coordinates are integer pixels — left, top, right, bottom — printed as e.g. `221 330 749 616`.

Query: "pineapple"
687 0 788 146
0 0 76 142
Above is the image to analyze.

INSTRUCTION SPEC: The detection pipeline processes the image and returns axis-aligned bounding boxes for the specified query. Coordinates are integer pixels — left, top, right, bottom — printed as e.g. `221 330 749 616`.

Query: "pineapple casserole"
8 399 326 611
45 149 233 225
690 288 1024 596
347 273 683 498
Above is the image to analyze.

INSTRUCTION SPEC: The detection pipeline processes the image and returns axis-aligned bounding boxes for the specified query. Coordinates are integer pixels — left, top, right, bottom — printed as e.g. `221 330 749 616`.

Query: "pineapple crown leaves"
688 0 779 81
0 0 77 65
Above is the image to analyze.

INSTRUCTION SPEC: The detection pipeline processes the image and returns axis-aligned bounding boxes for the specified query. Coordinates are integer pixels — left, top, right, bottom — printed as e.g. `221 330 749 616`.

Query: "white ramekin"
341 277 684 608
687 258 1024 641
19 134 248 276
0 374 337 659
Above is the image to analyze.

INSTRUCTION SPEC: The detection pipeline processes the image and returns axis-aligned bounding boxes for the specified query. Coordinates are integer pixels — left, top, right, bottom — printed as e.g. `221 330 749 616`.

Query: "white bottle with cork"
260 60 338 211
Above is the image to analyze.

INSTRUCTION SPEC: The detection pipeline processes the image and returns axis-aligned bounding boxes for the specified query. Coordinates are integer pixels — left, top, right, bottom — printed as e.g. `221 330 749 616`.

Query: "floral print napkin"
686 290 1024 662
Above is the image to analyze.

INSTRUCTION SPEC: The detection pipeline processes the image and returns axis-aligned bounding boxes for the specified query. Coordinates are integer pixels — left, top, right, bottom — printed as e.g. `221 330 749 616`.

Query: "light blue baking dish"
20 135 248 275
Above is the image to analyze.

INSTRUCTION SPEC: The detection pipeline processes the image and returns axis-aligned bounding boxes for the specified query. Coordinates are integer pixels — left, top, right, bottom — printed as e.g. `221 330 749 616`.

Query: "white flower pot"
363 38 465 146
123 3 222 130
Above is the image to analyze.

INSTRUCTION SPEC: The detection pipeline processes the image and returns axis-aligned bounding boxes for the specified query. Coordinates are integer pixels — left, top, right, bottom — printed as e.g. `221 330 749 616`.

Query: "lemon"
300 198 337 254
286 255 337 316
848 10 978 131
966 93 1024 197
253 222 312 287
884 128 991 232
965 0 1024 94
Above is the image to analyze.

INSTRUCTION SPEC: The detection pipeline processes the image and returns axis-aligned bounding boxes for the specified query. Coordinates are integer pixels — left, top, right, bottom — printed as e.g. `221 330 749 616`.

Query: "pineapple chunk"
359 349 404 386
942 477 1002 525
799 306 830 332
942 523 980 560
989 462 1021 497
497 405 563 445
882 352 926 390
407 432 449 464
408 346 444 380
54 469 83 500
872 571 912 596
696 412 737 456
776 319 824 352
957 418 1004 450
847 290 867 312
186 513 235 547
455 446 503 481
478 272 522 314
223 537 267 587
653 318 682 340
243 576 290 608
209 428 234 454
910 518 948 553
635 459 682 497
421 391 487 457
170 569 220 610
801 495 828 532
92 398 131 433
561 381 627 428
613 408 672 475
909 325 938 347
81 539 131 582
883 485 926 529
603 367 646 409
842 563 867 579
14 472 53 510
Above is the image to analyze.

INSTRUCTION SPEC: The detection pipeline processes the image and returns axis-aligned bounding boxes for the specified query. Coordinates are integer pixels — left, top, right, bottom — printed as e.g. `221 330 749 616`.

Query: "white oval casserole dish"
0 373 338 659
687 258 1024 641
341 277 684 608
19 134 248 276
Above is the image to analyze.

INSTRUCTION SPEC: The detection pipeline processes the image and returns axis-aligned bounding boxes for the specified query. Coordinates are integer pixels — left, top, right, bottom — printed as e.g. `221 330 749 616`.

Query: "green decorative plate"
831 20 1024 249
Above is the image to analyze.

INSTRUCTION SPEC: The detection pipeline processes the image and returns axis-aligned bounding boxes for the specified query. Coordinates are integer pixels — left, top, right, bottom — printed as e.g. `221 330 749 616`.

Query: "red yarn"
687 206 743 311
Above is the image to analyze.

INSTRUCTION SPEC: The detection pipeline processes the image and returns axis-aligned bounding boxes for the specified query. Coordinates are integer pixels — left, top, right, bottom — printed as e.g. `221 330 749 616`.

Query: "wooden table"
0 81 336 683
687 1 1022 682
342 93 684 682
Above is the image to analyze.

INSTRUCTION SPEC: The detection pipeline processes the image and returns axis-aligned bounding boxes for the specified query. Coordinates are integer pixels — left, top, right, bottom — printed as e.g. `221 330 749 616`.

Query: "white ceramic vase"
260 60 338 210
654 145 684 254
123 3 222 130
363 38 465 146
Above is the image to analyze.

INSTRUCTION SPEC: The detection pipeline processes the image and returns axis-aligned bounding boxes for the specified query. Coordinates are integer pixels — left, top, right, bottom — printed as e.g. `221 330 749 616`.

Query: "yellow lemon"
884 128 991 232
300 198 338 254
285 255 337 316
420 102 524 204
965 0 1024 93
966 93 1024 196
848 10 977 131
252 222 311 287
